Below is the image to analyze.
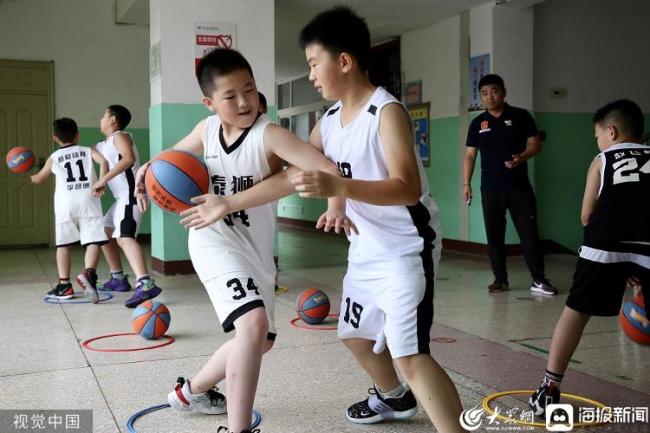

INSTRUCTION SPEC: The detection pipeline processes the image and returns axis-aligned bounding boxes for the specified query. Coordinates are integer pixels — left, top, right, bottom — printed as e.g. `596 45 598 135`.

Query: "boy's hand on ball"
134 162 151 212
180 194 232 230
291 170 342 198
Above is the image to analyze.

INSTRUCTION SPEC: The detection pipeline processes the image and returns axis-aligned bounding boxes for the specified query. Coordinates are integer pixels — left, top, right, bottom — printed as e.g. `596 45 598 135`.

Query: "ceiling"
275 0 492 80
115 0 495 81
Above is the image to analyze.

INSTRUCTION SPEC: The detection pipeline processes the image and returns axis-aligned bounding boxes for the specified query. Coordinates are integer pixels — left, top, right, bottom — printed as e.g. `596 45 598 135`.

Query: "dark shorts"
566 258 650 317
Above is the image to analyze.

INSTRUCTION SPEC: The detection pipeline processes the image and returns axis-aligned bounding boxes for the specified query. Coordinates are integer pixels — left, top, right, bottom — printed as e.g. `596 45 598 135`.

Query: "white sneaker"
530 279 558 296
167 376 227 415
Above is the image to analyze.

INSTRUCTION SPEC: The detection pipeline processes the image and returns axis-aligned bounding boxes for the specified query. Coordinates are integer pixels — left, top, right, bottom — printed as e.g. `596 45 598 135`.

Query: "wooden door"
0 60 54 246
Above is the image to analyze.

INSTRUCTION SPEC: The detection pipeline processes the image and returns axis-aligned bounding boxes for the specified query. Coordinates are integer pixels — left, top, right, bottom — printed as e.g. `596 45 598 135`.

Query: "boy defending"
93 105 162 307
293 7 464 432
31 118 108 303
529 99 650 416
135 48 348 433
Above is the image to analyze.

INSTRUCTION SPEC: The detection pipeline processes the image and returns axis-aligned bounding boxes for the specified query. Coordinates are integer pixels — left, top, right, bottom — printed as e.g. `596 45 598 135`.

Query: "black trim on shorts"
117 153 137 205
406 200 437 354
56 241 79 248
416 272 435 354
81 240 109 248
119 204 138 238
222 299 265 333
267 332 277 341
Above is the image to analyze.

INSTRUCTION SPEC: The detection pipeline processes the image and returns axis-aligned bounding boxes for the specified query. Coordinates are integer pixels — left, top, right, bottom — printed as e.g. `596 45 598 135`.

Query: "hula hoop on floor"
482 390 608 428
43 292 113 304
82 332 175 352
274 285 288 294
289 313 339 331
126 403 261 433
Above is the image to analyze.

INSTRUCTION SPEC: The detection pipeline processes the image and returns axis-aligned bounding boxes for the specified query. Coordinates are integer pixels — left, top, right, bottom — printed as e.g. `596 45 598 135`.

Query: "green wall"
149 103 212 261
534 112 650 252
78 127 151 234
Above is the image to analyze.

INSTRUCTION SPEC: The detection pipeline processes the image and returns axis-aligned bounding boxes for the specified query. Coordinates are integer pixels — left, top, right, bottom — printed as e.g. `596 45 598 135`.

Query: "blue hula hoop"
43 292 113 304
126 403 261 433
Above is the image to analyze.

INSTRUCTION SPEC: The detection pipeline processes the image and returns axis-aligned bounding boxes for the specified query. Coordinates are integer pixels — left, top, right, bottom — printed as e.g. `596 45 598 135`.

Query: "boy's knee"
237 308 269 343
395 354 424 380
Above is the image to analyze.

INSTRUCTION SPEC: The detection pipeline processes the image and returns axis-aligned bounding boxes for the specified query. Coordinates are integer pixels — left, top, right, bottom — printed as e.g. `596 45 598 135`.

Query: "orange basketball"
296 288 330 324
145 150 209 213
131 300 171 340
6 146 35 173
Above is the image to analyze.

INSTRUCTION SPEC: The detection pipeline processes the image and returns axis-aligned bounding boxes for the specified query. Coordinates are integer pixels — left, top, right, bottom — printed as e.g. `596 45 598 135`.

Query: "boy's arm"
179 165 299 230
30 157 53 185
99 133 137 184
91 147 109 197
292 103 422 205
135 120 206 212
580 157 601 226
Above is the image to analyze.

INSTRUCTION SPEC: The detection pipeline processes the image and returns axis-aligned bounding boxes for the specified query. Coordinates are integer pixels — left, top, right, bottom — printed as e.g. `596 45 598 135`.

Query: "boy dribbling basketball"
135 48 351 433
31 118 108 303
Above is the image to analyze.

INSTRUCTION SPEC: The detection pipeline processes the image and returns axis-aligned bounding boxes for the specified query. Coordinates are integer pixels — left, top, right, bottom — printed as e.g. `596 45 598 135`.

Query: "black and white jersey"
51 145 103 223
584 143 650 246
580 143 650 268
96 131 140 202
188 113 276 283
320 87 442 279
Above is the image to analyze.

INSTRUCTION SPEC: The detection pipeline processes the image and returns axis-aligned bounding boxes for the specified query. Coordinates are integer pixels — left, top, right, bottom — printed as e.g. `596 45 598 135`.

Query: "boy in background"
31 117 108 303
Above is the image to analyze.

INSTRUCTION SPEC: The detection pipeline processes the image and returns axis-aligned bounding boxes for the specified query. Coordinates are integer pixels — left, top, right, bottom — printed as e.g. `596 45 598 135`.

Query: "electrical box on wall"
548 88 568 98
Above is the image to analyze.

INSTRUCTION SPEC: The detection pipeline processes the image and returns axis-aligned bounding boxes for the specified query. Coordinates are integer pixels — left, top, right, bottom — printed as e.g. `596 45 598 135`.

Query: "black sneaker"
46 283 75 300
488 281 509 293
217 428 260 433
531 279 558 296
346 385 417 424
529 382 560 417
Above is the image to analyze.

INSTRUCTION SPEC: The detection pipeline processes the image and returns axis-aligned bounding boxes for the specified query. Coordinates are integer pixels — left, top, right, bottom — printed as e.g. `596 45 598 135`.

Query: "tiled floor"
0 226 648 432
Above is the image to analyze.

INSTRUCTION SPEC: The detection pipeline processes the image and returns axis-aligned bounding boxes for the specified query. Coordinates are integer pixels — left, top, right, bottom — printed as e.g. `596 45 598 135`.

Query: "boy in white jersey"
134 48 349 433
30 118 108 303
94 105 162 308
292 7 464 432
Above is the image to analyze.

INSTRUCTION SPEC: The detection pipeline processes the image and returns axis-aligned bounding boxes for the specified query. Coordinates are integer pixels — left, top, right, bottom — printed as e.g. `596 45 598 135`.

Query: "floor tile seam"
430 322 650 396
35 249 124 433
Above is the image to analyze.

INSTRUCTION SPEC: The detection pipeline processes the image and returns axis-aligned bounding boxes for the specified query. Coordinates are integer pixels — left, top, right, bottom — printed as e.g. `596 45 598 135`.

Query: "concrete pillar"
149 0 274 273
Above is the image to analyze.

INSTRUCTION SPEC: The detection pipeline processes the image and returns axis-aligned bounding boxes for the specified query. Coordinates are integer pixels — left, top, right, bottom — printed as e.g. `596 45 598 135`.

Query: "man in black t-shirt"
463 74 556 295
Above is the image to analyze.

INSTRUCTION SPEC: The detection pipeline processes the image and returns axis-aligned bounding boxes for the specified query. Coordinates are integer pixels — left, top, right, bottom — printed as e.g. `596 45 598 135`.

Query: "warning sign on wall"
195 22 237 69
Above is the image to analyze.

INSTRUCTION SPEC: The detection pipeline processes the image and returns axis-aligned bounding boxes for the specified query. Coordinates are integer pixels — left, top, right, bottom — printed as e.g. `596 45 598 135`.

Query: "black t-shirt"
466 104 539 191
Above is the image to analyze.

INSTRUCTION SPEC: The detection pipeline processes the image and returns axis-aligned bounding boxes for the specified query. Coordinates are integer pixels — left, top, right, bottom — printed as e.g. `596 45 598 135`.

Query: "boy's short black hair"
53 117 78 143
593 99 644 139
107 105 131 130
299 5 371 72
196 48 254 97
258 92 267 112
478 74 505 91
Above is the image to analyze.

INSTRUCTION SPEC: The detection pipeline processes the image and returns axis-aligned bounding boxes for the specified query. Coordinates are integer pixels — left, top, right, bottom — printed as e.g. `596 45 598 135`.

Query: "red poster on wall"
194 22 237 70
